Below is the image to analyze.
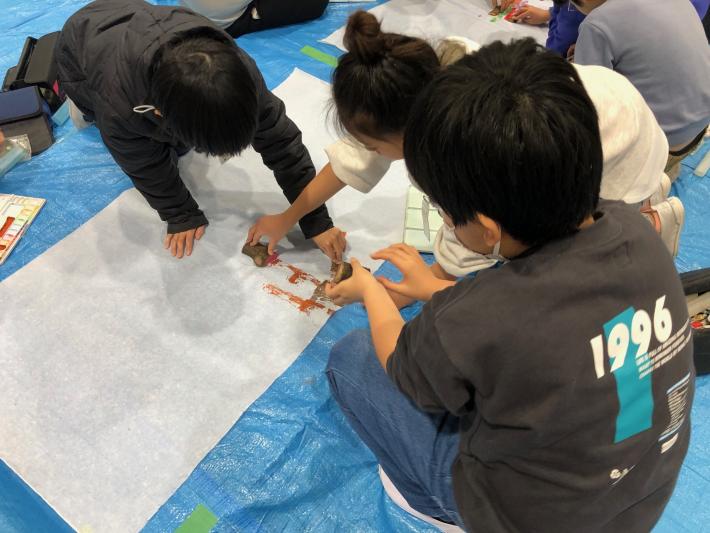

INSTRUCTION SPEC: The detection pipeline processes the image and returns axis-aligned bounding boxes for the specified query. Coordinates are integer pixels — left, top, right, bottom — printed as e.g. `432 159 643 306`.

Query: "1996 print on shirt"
589 295 692 454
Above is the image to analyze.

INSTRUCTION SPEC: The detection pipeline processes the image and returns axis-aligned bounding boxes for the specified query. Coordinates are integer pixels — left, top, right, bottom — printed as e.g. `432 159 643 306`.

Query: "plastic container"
0 134 31 177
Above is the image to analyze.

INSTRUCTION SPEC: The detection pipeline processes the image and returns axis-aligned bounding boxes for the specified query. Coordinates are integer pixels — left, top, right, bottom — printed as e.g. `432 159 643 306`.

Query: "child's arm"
326 259 404 368
366 282 405 369
248 163 347 260
431 261 457 283
100 123 208 259
573 22 614 68
248 138 390 261
385 260 456 309
386 290 416 310
510 5 550 25
373 244 455 303
248 63 334 243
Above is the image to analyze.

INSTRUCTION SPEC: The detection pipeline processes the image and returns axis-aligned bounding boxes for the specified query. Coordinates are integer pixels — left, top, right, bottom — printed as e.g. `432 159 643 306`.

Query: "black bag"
2 32 62 112
681 267 710 376
0 86 54 155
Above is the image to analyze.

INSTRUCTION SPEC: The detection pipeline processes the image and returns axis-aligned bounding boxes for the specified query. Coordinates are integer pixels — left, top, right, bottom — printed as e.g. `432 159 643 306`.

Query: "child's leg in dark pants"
326 329 463 526
226 0 328 37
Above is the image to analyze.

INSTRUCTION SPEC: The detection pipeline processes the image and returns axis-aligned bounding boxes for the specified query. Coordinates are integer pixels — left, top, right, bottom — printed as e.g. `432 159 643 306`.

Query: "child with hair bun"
247 10 478 290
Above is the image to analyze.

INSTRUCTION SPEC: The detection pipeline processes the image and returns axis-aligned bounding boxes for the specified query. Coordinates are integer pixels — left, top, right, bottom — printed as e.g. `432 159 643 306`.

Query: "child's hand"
312 227 347 263
164 225 206 258
247 213 293 256
511 6 550 25
371 244 453 302
325 258 378 306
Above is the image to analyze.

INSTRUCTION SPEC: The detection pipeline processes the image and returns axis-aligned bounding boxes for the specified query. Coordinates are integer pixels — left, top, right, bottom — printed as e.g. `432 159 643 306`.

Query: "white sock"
378 466 464 533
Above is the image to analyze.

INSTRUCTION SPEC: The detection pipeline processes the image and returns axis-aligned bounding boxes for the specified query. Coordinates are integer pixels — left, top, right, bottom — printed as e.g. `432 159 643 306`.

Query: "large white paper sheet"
322 0 552 50
0 69 409 532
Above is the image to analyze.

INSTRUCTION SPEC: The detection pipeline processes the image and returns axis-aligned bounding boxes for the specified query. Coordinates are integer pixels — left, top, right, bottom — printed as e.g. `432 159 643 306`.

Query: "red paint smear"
264 256 322 287
263 283 330 315
285 264 321 286
0 216 14 237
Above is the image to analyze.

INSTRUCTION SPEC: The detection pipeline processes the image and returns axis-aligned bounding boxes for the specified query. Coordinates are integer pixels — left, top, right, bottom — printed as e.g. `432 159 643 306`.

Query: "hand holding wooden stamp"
242 242 277 267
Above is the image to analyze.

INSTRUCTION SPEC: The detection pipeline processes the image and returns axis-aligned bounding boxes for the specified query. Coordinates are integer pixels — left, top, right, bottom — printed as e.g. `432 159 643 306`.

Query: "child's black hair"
331 10 440 140
151 32 258 157
404 38 603 247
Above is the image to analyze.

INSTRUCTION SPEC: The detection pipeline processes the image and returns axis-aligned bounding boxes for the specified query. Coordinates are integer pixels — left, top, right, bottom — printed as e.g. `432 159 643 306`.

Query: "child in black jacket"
56 0 337 258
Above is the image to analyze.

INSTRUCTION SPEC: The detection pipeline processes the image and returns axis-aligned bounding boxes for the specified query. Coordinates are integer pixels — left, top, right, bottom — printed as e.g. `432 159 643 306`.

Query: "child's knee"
327 329 385 413
326 329 372 378
326 329 380 400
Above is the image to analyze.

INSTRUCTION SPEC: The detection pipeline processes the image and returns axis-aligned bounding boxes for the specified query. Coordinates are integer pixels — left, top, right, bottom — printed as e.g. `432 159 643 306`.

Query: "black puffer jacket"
55 0 332 237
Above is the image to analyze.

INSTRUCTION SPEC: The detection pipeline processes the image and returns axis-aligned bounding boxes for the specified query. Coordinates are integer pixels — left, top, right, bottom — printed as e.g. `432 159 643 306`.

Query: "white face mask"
450 217 508 264
486 239 508 264
426 194 508 264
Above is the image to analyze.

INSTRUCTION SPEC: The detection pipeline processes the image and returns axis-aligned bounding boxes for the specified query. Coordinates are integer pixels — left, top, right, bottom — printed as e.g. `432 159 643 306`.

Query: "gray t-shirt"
180 0 250 28
388 200 695 532
575 0 710 148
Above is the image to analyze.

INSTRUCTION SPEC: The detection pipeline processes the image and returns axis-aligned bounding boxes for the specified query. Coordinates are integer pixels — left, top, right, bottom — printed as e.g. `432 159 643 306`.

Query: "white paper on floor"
0 69 409 533
322 0 552 50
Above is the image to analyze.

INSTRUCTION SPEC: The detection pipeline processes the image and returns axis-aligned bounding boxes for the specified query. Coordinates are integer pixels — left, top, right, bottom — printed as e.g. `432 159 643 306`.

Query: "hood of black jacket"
58 0 240 131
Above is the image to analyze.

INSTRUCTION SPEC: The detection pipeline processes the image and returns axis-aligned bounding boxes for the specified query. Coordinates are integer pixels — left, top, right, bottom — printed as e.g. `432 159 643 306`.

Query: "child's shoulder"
429 201 669 320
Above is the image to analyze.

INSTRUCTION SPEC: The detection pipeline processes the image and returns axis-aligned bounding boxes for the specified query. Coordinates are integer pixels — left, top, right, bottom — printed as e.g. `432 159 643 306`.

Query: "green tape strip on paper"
174 504 218 533
300 45 339 67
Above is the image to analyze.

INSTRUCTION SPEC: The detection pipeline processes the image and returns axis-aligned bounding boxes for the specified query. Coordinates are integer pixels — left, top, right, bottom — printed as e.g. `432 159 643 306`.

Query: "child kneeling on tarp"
181 0 328 38
56 0 334 260
325 39 695 532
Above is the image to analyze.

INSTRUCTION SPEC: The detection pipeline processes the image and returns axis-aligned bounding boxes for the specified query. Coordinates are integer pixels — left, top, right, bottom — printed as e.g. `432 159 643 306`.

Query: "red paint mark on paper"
285 264 321 286
264 256 322 287
263 284 334 316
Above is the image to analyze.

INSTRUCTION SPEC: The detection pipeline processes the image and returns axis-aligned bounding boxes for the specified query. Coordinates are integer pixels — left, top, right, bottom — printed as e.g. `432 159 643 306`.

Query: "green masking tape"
300 45 339 67
174 504 218 533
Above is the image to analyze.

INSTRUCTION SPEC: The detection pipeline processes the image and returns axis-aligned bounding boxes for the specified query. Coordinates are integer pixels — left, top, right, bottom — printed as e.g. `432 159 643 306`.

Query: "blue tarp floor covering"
1 0 709 531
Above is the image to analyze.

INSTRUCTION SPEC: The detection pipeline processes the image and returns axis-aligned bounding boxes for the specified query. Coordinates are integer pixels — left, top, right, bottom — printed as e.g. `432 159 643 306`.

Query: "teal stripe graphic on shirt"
604 307 654 443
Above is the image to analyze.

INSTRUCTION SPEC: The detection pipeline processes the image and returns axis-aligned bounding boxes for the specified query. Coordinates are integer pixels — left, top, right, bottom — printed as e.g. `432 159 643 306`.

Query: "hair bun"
343 11 387 64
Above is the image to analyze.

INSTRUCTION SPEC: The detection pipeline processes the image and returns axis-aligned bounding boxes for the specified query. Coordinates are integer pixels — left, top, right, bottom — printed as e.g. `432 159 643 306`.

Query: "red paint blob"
285 264 321 286
263 283 327 315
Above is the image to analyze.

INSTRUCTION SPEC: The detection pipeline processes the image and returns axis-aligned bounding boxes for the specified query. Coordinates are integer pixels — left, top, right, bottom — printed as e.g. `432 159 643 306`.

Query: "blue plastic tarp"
0 0 709 531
